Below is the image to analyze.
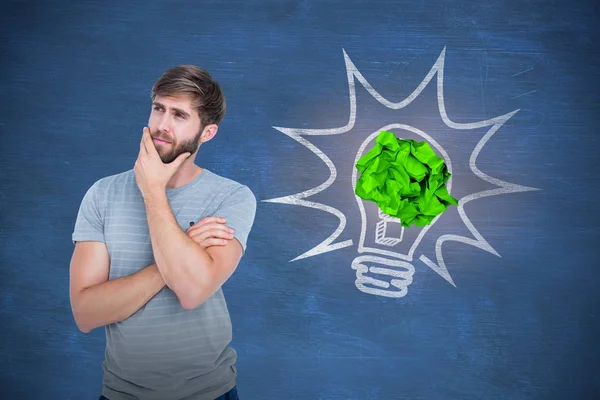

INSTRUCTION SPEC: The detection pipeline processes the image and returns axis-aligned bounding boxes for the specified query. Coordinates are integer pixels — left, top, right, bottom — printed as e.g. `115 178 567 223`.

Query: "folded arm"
69 217 235 332
69 241 165 333
143 190 243 310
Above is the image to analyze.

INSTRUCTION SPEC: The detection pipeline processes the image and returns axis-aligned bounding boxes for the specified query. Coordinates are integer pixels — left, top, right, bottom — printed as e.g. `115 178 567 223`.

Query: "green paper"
355 131 458 228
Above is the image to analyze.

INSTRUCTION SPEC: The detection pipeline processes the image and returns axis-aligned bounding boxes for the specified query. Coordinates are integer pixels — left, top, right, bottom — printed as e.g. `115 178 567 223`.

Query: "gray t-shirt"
72 168 257 400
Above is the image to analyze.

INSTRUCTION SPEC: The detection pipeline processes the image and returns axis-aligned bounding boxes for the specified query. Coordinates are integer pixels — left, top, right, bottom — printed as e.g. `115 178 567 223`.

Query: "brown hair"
150 65 226 127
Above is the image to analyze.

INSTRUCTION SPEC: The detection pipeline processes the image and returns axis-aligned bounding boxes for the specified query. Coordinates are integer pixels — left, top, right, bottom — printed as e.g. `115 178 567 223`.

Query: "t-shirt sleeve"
215 185 257 254
72 181 106 244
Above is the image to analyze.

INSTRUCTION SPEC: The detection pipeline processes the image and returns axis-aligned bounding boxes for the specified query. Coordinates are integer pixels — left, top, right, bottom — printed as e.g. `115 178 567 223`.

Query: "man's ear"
200 124 219 143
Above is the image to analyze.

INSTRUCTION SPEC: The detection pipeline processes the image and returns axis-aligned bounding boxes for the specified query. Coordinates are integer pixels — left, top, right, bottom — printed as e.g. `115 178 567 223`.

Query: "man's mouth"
153 137 170 144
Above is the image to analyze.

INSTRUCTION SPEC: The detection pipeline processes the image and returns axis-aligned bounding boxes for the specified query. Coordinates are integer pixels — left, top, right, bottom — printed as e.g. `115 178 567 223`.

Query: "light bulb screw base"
351 255 415 298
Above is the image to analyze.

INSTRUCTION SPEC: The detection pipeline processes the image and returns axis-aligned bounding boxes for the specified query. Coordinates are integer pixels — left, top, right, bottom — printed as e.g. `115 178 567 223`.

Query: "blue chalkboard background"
1 0 599 399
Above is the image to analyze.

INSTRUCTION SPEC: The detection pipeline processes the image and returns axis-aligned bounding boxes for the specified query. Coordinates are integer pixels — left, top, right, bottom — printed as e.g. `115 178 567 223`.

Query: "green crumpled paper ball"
355 130 458 228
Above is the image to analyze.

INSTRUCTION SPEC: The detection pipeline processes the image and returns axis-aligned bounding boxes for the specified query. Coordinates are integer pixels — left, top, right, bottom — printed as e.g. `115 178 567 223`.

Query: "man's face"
148 94 204 164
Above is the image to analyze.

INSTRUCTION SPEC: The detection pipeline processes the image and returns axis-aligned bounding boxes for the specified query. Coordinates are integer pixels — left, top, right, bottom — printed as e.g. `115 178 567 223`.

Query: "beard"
152 129 203 164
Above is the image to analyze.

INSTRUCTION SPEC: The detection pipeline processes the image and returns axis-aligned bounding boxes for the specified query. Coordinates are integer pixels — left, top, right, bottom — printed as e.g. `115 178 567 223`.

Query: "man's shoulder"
202 169 254 196
89 169 135 191
198 170 257 215
81 169 136 204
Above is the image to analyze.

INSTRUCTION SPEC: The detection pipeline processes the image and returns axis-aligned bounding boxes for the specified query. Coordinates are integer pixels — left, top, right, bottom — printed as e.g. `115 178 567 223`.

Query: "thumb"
171 152 191 169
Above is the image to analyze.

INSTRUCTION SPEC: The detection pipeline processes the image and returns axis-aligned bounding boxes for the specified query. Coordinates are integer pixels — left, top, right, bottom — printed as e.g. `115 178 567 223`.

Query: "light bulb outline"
262 46 542 292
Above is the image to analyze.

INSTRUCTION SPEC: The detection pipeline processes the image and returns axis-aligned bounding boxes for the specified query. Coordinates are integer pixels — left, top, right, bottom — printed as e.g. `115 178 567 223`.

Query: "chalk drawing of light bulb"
351 124 454 298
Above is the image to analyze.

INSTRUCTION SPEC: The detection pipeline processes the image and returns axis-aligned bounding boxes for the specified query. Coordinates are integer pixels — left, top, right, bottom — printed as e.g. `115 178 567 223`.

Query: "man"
69 65 257 400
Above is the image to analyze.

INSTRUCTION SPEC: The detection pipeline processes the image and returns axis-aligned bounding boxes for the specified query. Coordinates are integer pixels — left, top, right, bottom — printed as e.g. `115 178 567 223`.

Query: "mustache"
151 131 173 143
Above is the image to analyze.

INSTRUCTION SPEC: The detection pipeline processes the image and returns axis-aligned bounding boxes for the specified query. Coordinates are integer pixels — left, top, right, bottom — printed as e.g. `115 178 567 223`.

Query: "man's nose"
157 115 172 132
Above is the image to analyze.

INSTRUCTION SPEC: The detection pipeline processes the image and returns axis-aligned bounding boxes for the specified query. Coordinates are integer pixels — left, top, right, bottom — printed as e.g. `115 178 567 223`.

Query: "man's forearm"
73 263 165 333
143 190 215 309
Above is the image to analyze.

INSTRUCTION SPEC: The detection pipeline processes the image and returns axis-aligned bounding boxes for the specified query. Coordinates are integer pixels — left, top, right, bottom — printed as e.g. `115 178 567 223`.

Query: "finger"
186 218 228 233
143 127 159 157
192 216 227 228
187 219 229 233
188 227 234 241
187 222 233 236
169 151 191 169
200 216 227 224
188 233 233 249
188 229 230 245
200 238 229 247
140 127 152 154
139 129 147 155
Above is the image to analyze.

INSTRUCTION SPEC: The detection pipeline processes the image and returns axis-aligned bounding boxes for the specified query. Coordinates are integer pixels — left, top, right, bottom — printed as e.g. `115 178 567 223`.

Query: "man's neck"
166 162 203 189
